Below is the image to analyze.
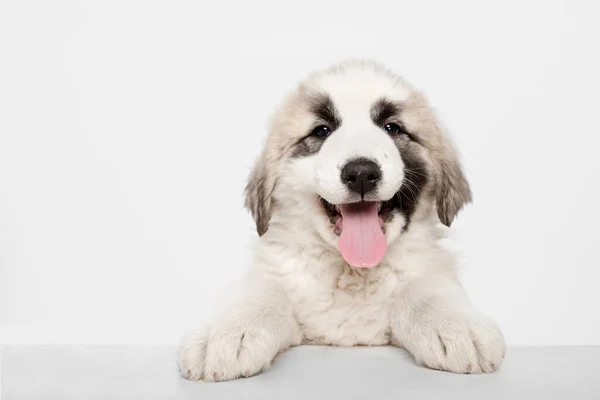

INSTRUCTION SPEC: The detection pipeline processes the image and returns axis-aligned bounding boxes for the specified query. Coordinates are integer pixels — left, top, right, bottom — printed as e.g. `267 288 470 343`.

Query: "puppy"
178 60 506 381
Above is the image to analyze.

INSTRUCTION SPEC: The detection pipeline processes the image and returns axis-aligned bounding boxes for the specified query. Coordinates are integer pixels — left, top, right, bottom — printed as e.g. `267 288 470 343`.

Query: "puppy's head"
246 60 471 267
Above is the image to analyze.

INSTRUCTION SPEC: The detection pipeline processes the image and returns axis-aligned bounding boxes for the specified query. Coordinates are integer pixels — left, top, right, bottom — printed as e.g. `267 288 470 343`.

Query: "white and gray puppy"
179 60 506 381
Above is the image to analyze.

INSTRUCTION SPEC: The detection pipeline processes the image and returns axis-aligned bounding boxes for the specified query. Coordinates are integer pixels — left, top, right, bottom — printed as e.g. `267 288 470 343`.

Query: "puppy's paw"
178 327 209 381
407 310 506 374
178 323 279 382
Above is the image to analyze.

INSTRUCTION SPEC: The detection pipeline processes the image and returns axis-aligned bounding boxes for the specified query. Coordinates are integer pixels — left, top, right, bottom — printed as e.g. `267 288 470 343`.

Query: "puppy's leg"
390 275 506 374
178 279 298 382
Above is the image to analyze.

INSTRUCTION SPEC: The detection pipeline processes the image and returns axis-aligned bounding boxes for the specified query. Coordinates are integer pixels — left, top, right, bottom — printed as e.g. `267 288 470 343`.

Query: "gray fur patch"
393 138 429 225
291 136 327 158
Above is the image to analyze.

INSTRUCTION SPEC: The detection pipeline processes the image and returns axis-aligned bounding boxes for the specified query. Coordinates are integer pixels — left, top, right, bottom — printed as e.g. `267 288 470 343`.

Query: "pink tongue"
338 202 387 268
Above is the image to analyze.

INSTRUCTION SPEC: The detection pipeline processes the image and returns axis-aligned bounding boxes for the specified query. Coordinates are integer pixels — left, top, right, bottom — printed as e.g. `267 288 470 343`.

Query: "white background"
1 0 599 346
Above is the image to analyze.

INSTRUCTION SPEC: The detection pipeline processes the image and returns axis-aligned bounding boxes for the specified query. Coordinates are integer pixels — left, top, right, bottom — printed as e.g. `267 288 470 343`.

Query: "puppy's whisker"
403 168 428 178
402 178 419 204
404 177 422 195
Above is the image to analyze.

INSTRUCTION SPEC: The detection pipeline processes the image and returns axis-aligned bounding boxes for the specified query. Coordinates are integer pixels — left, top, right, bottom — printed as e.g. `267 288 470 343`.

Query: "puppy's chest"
286 263 401 346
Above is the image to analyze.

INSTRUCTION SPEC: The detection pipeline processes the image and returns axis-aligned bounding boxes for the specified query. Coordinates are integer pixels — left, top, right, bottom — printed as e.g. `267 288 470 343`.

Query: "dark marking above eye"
309 93 341 131
371 97 421 144
371 98 401 127
290 93 341 158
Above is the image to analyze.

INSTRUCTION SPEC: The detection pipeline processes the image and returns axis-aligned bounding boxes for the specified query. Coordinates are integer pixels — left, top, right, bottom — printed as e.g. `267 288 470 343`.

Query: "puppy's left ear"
244 149 278 236
434 144 472 227
408 92 472 227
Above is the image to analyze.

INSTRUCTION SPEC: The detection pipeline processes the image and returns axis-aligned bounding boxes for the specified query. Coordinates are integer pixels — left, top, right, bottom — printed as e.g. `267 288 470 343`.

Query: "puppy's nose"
341 158 381 195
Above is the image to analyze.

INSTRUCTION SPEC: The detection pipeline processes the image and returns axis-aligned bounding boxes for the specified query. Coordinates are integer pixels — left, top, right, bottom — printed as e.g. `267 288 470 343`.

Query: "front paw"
178 323 279 382
404 310 506 374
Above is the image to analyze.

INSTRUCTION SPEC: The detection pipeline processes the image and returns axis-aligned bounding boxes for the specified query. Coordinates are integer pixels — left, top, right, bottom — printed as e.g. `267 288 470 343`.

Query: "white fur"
313 123 405 204
178 60 506 381
308 73 408 204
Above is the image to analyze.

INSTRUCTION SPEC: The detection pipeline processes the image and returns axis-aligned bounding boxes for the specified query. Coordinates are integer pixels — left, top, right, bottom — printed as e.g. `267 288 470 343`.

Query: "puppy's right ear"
245 88 302 236
244 150 277 236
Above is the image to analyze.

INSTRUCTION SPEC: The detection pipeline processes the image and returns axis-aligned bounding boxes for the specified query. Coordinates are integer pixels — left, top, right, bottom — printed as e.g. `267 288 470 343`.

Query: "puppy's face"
246 61 471 268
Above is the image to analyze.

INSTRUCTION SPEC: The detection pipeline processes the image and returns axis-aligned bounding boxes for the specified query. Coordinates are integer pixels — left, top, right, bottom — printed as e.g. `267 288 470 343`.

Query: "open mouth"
320 197 398 268
320 198 397 235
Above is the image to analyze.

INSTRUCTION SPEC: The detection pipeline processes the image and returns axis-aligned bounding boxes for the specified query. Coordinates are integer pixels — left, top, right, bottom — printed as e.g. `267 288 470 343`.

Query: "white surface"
1 0 600 346
2 346 600 399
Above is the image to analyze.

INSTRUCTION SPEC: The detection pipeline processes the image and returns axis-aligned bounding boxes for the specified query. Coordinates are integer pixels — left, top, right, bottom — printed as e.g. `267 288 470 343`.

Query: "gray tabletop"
2 345 599 399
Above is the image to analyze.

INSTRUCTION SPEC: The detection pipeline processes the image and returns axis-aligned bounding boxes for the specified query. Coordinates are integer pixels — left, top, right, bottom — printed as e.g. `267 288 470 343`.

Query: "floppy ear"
244 87 306 235
432 138 472 227
244 149 278 236
406 91 472 227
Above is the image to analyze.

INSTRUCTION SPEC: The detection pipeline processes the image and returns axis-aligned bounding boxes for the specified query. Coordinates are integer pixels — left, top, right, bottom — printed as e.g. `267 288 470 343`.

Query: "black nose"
341 158 382 196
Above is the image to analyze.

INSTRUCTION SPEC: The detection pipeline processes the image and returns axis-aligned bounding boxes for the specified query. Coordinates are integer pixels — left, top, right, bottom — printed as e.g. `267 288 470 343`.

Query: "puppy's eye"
384 123 404 135
311 125 331 138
